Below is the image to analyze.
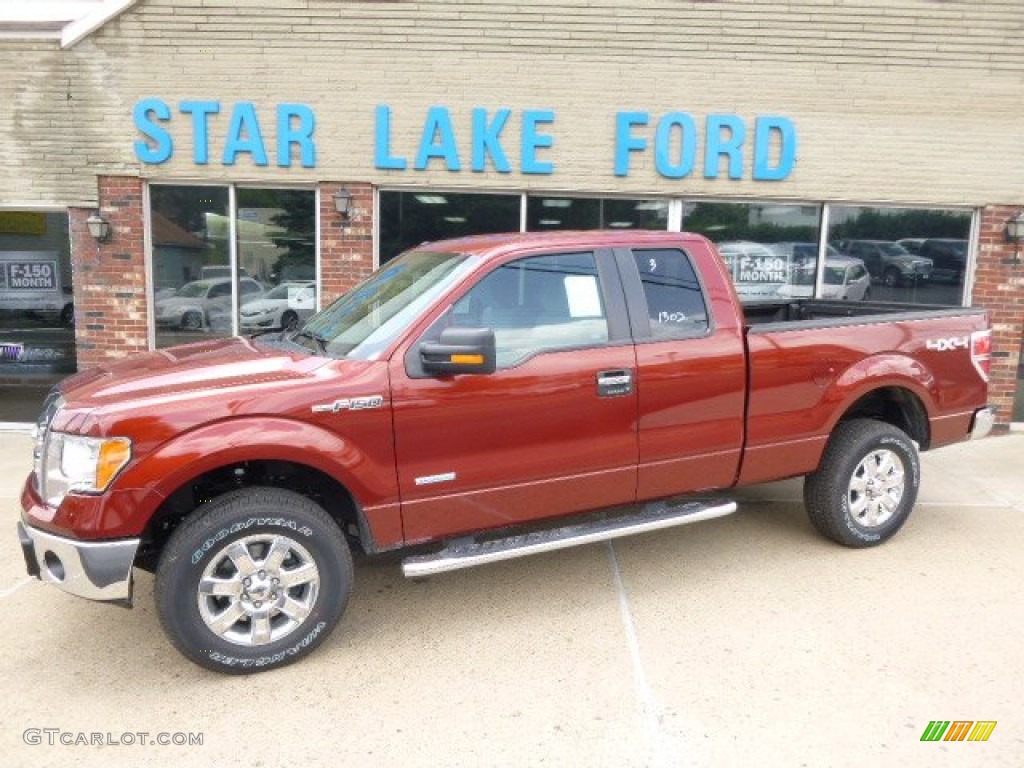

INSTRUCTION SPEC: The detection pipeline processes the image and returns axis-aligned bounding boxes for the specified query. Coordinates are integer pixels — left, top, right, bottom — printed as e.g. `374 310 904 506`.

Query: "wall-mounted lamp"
333 188 353 225
1007 211 1024 265
86 212 110 242
1006 211 1024 243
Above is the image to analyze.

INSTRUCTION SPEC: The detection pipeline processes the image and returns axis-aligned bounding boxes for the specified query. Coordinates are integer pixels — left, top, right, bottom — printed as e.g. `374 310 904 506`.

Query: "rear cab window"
630 248 709 339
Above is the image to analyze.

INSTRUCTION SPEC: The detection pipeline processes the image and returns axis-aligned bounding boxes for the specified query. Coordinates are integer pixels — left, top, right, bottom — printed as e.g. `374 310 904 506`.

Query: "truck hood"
58 336 334 408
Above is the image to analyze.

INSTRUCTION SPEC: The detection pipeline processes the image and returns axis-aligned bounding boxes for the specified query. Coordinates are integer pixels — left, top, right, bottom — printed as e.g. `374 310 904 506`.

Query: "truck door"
390 249 638 543
614 246 746 499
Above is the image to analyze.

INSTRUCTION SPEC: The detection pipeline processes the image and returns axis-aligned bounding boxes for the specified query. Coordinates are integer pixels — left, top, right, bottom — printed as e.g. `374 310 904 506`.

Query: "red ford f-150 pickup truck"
17 231 994 672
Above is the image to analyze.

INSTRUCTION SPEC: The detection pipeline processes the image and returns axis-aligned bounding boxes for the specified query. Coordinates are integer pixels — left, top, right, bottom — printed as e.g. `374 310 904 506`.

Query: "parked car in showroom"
240 281 316 332
918 238 968 283
155 277 263 330
838 240 932 287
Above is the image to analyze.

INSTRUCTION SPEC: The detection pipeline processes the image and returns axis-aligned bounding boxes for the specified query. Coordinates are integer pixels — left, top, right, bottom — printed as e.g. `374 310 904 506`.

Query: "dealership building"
0 0 1022 427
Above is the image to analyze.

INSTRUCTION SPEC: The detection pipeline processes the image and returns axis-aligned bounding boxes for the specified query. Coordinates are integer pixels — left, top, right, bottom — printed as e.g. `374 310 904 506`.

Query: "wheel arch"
137 457 371 571
832 385 931 450
118 417 398 568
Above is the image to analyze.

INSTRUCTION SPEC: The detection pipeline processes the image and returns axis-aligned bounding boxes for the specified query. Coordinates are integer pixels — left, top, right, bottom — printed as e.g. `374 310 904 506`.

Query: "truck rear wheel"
155 487 353 673
803 419 920 548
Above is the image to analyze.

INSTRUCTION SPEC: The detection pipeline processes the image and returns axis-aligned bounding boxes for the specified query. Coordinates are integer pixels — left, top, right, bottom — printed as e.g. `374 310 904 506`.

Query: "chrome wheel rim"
198 534 319 647
848 449 905 528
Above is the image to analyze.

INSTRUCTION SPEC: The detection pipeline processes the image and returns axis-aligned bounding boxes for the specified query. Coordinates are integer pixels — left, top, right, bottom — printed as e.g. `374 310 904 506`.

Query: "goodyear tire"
155 487 353 674
803 419 920 548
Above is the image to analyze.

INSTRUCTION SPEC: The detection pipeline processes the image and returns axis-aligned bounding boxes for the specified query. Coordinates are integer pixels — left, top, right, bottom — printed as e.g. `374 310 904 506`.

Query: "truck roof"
407 230 710 261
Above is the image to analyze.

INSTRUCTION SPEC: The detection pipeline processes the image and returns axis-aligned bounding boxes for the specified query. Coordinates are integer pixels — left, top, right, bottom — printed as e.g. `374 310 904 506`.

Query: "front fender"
103 416 399 537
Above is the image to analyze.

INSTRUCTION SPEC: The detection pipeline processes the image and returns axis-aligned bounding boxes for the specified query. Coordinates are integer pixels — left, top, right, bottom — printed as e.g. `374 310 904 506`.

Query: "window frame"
612 246 715 344
146 181 318 345
404 247 631 377
376 191 976 311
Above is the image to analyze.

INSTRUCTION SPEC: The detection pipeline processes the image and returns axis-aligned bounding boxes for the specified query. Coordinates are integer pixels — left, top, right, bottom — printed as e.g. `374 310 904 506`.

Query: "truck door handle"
596 369 634 397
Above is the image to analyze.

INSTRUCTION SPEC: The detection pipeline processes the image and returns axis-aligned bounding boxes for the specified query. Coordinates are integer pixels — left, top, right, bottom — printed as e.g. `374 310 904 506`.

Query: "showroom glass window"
827 205 971 306
379 191 520 265
0 211 76 421
526 197 669 232
235 189 316 335
680 202 823 302
150 185 315 348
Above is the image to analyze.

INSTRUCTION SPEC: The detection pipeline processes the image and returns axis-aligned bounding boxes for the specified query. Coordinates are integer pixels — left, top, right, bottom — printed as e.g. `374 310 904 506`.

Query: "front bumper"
17 522 140 604
970 406 997 441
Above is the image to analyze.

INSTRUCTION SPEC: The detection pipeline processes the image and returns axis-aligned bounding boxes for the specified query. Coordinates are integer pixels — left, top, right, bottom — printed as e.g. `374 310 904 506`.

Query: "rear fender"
825 353 936 434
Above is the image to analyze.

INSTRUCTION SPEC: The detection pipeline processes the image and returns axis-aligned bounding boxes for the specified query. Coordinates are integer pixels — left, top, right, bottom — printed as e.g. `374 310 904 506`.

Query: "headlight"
41 433 132 507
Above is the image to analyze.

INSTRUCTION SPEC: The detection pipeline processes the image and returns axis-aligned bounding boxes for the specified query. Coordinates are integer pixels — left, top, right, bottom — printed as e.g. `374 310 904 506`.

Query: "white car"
239 282 316 332
155 277 263 330
777 256 872 301
821 256 872 301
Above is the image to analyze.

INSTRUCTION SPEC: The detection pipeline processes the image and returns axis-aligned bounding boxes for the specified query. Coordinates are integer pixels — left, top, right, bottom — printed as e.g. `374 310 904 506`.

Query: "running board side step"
401 499 737 579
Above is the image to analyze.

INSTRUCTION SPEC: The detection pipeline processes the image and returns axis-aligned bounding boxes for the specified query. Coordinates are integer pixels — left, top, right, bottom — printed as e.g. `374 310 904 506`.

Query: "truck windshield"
299 250 473 359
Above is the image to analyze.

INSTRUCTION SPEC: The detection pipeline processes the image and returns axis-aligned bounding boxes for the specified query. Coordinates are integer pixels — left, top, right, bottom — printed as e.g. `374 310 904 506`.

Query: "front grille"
1 343 23 362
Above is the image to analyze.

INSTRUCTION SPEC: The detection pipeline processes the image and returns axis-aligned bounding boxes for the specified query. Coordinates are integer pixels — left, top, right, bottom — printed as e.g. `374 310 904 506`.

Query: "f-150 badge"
312 395 385 413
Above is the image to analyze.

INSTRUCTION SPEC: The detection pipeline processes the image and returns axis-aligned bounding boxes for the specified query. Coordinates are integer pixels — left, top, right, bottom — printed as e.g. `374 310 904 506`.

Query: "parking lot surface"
2 430 1022 767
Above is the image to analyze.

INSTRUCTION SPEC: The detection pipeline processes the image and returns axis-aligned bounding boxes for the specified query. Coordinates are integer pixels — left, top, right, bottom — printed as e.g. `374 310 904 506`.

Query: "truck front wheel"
803 419 920 548
155 487 353 673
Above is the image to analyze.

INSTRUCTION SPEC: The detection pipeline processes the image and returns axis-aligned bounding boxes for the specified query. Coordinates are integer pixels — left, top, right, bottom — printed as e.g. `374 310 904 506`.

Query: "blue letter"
133 98 172 164
178 101 219 165
222 103 268 166
471 108 511 173
655 113 697 179
277 104 316 168
614 112 648 177
415 107 461 171
374 105 407 170
521 110 555 175
753 116 796 181
704 114 746 179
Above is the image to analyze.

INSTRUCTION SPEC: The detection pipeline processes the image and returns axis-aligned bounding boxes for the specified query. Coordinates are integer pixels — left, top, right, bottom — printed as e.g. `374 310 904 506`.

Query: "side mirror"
420 327 497 376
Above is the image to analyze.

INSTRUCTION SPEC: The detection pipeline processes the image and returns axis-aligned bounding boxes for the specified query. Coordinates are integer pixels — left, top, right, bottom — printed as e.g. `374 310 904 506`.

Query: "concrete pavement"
1 430 1022 767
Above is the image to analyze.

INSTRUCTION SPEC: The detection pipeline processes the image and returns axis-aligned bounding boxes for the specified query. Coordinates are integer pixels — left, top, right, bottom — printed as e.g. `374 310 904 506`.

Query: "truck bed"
742 299 987 330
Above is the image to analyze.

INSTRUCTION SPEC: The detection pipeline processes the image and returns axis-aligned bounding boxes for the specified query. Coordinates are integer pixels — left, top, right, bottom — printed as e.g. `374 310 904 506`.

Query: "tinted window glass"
453 252 609 368
681 202 822 302
379 191 521 264
527 196 668 231
0 211 76 421
632 249 708 337
828 205 970 306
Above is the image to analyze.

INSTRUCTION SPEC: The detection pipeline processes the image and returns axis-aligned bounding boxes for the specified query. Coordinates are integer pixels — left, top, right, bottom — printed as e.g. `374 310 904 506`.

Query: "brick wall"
318 182 374 306
69 177 149 370
973 206 1024 428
